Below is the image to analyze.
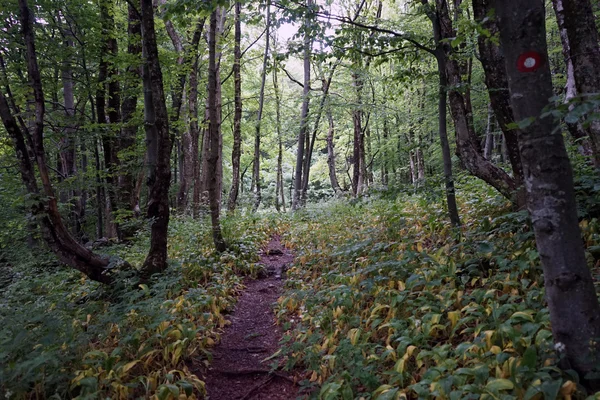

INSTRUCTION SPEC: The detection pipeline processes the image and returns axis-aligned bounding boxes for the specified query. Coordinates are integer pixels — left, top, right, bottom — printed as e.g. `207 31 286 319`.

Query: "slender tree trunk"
300 61 340 202
292 0 312 210
417 148 425 180
382 117 389 186
120 3 142 213
140 0 173 277
435 51 460 226
98 0 120 239
207 9 227 252
272 52 285 212
558 0 600 168
60 29 79 235
498 1 600 390
551 0 597 163
326 107 341 194
351 71 365 196
483 104 495 160
228 1 242 212
252 0 271 211
190 57 201 218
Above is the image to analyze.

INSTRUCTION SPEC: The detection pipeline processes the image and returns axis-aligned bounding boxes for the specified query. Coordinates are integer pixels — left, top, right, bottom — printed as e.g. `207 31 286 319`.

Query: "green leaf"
521 346 537 369
485 378 514 392
375 387 399 400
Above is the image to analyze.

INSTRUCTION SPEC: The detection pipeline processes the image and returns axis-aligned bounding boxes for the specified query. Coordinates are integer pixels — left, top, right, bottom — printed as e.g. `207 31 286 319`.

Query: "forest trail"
199 236 300 400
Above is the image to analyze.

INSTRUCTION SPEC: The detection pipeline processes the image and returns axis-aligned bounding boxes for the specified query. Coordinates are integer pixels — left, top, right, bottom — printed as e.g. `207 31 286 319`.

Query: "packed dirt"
198 236 302 400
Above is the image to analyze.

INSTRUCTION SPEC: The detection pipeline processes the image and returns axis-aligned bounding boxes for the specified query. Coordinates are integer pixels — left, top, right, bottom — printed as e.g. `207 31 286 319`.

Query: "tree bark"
120 3 142 213
326 106 341 194
551 0 597 164
292 0 312 210
272 49 286 212
98 0 120 239
558 0 600 168
174 19 205 212
252 0 271 211
207 9 227 252
227 0 243 213
497 1 600 389
140 0 173 277
435 50 461 227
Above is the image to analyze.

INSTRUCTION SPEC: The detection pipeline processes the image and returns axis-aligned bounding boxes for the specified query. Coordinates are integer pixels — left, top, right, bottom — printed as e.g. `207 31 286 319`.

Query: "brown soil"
198 236 302 400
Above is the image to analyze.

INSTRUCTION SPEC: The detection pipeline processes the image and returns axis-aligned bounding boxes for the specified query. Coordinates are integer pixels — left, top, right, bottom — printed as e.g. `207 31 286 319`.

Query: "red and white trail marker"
516 51 543 73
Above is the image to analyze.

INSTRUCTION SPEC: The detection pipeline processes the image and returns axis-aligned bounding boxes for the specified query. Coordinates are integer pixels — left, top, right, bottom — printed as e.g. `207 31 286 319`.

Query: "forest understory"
3 172 600 399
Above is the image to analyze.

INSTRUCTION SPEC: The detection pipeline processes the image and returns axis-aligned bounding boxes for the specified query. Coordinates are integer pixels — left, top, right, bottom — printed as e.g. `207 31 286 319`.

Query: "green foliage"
0 214 272 399
277 177 598 399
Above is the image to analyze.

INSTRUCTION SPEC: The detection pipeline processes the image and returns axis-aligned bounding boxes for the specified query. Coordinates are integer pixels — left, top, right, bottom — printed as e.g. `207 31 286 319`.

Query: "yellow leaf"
397 281 405 291
122 360 139 374
484 330 495 349
448 311 460 329
560 380 576 400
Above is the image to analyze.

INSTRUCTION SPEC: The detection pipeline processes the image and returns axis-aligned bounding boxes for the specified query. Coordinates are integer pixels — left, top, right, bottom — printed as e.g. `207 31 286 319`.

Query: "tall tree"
140 0 173 277
551 0 598 165
227 0 243 212
207 8 227 251
119 3 142 213
251 0 271 211
497 0 600 389
556 0 600 168
420 0 460 226
97 0 121 239
292 0 313 210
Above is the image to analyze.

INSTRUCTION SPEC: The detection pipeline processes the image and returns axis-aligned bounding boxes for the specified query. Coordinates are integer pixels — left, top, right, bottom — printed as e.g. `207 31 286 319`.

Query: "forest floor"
197 236 302 400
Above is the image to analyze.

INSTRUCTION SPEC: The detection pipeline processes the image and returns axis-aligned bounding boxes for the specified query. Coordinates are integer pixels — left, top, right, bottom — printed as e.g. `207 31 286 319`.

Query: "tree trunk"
140 0 173 277
551 0 597 164
252 0 271 211
98 0 120 239
435 50 461 227
59 27 79 236
190 56 201 218
272 50 285 212
120 3 142 213
497 1 600 389
326 106 341 194
301 61 340 202
558 0 600 168
207 9 227 252
292 0 312 210
483 104 494 160
228 1 242 213
351 71 365 196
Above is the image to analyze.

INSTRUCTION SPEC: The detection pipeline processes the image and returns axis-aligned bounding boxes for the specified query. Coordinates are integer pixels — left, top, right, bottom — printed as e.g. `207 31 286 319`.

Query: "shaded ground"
199 236 301 400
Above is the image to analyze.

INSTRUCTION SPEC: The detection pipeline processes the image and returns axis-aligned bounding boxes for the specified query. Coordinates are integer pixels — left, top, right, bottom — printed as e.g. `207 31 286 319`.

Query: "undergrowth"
277 176 600 400
0 213 275 399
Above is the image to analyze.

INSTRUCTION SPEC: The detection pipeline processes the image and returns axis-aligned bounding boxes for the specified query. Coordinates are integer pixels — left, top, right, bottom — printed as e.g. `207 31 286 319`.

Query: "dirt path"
199 236 300 400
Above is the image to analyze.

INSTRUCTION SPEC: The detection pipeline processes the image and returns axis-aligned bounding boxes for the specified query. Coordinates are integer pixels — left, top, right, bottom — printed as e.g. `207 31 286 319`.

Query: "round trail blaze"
516 51 543 72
